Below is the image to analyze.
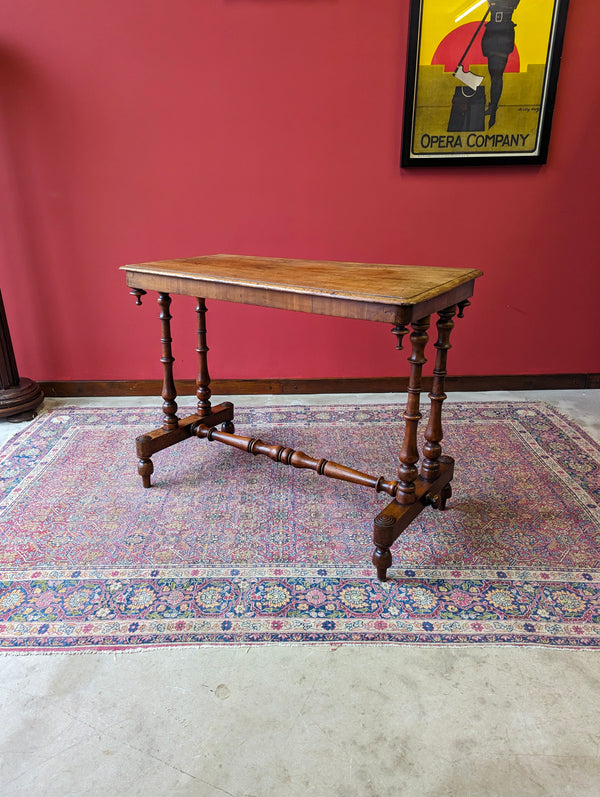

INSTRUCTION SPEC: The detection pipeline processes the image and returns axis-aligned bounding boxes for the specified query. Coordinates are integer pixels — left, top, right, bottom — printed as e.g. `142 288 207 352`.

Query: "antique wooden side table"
121 255 483 581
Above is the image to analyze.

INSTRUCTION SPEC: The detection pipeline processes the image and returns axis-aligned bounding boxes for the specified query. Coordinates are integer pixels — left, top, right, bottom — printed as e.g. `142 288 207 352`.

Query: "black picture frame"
401 0 570 166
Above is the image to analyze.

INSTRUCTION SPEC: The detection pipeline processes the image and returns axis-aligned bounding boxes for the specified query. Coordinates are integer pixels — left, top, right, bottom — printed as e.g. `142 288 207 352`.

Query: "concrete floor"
1 390 599 796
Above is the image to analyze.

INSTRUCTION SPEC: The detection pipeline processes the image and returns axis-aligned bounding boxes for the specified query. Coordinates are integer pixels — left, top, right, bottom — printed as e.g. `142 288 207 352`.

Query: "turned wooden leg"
195 298 212 418
158 292 179 432
440 479 452 510
421 306 456 482
372 513 396 582
372 545 392 582
138 457 154 489
196 298 235 432
396 317 430 505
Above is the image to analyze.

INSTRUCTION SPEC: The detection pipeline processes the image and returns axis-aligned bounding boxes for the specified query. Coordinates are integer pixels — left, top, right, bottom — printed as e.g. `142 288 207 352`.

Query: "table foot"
135 402 234 487
138 457 154 488
372 542 393 583
439 481 452 511
372 457 454 580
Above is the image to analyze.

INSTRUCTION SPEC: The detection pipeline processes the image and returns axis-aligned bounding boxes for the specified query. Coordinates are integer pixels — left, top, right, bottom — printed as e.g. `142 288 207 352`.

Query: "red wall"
1 0 598 382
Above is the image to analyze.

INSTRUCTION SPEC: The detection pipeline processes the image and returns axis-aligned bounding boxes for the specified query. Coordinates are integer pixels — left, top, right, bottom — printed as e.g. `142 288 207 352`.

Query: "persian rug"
0 402 599 651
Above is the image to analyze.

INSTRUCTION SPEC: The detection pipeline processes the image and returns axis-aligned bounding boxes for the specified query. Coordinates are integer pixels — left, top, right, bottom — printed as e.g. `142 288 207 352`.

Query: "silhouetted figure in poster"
482 0 521 127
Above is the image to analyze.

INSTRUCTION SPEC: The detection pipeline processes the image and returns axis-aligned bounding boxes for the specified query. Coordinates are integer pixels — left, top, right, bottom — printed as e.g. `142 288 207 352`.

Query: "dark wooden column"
421 305 456 482
195 297 234 434
395 316 430 505
157 292 179 431
0 289 43 422
195 298 212 417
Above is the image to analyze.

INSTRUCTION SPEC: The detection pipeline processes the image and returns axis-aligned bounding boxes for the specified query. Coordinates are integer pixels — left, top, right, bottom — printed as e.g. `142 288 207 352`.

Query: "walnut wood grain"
122 255 482 324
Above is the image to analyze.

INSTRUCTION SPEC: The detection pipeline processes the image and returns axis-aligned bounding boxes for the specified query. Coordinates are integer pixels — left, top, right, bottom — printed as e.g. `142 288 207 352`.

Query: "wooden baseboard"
39 374 600 397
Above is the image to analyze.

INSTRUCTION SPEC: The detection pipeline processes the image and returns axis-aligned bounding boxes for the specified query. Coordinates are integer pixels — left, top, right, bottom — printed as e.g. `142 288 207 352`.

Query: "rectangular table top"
122 255 482 324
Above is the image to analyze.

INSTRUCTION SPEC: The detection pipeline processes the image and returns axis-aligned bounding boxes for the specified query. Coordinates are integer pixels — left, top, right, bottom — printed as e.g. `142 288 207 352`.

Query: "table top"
122 255 482 324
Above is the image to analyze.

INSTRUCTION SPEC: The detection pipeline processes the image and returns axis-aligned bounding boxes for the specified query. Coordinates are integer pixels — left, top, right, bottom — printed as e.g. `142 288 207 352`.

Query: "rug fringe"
0 640 596 657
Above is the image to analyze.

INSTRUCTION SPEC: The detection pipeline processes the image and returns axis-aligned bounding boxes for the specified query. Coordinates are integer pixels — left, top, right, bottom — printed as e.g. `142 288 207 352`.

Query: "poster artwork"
402 0 569 165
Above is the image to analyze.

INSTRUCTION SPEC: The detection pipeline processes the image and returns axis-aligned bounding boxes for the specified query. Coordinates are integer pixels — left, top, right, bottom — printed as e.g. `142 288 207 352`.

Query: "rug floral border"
1 402 599 651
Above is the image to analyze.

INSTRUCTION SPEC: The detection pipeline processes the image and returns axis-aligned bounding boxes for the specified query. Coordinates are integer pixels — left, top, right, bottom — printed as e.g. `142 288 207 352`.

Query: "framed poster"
401 0 570 166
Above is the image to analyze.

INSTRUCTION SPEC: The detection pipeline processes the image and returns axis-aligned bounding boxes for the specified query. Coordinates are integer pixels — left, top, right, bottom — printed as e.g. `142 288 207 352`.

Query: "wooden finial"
457 299 471 318
391 324 409 350
130 288 147 306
